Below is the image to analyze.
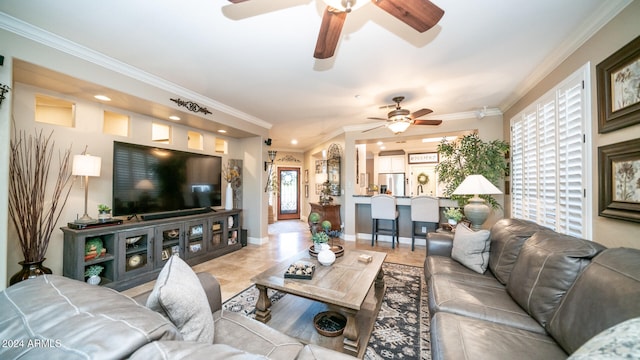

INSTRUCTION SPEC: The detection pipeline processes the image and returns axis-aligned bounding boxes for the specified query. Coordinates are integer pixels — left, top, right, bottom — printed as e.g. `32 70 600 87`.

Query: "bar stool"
371 194 399 249
410 196 440 251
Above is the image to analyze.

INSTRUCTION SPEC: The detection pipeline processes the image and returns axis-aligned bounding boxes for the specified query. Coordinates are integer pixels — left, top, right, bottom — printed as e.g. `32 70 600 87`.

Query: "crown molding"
0 12 272 130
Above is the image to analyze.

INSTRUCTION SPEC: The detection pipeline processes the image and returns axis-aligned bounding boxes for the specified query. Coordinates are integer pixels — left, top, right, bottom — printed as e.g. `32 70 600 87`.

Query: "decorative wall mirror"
327 144 341 196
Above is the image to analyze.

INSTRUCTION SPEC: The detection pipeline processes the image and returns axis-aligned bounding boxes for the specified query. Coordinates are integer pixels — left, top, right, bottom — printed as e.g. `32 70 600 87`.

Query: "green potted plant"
436 133 509 210
8 129 74 285
311 231 329 251
97 204 111 221
444 207 464 225
84 265 104 285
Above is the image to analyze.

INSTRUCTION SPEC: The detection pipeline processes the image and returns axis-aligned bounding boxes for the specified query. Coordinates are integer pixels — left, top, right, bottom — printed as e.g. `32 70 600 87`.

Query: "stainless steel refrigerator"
378 173 405 196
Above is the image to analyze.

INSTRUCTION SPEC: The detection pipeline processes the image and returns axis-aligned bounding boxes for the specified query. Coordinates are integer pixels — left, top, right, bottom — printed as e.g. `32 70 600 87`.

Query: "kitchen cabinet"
378 155 405 173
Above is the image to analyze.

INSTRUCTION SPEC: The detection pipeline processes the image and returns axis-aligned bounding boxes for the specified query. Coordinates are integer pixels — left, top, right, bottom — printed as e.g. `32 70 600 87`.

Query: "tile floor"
122 219 427 301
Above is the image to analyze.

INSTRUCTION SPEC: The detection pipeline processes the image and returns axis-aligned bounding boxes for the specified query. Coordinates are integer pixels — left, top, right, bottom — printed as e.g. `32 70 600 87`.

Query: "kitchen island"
353 195 459 249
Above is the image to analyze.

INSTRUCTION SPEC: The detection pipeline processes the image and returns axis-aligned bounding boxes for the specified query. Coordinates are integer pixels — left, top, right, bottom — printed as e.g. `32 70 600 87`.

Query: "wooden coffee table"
251 249 386 358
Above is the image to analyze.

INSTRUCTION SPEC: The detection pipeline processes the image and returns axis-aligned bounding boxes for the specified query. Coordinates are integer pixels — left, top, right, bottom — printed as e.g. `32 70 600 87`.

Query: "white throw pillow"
451 223 491 274
146 255 214 343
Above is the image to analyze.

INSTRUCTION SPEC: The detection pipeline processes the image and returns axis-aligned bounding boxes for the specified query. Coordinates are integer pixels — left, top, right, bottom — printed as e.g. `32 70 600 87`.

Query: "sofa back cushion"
506 232 605 328
0 275 180 360
488 218 547 284
547 248 640 354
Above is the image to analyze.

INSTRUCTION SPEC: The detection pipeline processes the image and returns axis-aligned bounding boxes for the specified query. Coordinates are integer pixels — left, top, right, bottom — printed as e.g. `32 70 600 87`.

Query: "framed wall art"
596 35 640 133
598 138 640 223
408 152 439 164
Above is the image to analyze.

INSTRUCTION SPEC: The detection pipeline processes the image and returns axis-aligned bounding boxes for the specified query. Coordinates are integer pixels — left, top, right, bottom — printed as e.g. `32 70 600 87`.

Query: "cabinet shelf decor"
62 209 242 291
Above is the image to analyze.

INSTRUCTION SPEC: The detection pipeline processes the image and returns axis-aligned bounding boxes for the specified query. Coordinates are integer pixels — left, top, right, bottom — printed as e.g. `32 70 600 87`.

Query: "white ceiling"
0 0 630 151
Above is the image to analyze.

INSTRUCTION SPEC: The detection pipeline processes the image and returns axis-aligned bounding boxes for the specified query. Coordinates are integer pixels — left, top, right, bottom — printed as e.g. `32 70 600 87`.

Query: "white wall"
0 50 12 290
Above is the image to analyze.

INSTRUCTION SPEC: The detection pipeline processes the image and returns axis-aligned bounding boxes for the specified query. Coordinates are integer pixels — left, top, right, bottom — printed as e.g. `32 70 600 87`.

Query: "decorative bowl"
125 236 142 245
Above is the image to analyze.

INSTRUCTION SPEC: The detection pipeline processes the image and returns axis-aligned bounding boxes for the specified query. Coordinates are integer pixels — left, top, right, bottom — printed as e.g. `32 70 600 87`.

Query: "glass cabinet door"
118 228 154 277
155 223 184 267
185 219 208 259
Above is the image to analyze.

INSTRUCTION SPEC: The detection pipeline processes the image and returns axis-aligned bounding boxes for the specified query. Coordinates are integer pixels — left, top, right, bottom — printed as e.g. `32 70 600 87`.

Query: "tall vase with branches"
8 129 74 285
436 133 509 210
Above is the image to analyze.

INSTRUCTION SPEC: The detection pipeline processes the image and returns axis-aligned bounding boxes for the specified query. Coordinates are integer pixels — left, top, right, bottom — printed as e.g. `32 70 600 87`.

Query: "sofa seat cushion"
488 218 547 284
425 256 504 289
297 344 363 360
147 255 215 343
131 341 269 359
506 231 605 329
451 224 491 274
212 309 304 360
0 275 180 360
547 248 640 354
428 275 545 334
430 312 567 360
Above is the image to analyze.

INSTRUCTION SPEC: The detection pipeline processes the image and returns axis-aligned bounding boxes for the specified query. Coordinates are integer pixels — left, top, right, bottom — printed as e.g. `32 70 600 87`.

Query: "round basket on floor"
313 311 346 337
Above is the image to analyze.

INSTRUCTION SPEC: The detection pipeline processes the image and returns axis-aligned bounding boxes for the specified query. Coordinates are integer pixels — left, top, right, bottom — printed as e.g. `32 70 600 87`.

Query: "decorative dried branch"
8 129 74 262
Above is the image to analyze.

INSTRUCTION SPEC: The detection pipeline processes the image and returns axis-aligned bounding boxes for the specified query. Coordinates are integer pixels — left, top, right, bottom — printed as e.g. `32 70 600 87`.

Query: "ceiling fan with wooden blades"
364 96 442 134
227 0 445 59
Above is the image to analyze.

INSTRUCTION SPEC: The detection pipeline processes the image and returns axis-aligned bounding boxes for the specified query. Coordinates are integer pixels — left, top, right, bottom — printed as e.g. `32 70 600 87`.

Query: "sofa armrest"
132 272 222 313
427 232 454 257
197 272 222 313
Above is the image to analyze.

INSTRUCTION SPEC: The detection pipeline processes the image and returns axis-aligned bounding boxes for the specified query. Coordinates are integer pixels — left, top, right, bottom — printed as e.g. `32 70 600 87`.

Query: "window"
510 64 591 238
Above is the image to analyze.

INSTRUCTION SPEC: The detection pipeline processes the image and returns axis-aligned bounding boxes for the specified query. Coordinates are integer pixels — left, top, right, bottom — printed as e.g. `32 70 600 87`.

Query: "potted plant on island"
8 129 74 285
84 265 104 285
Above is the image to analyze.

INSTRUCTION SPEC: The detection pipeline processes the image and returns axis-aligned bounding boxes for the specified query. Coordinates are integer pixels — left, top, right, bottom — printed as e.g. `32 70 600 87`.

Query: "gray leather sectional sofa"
425 218 640 359
0 271 356 359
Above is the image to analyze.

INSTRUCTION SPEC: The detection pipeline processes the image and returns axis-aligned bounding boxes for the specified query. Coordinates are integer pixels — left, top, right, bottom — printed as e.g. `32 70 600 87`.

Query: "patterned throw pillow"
146 256 214 343
568 317 640 359
451 223 491 274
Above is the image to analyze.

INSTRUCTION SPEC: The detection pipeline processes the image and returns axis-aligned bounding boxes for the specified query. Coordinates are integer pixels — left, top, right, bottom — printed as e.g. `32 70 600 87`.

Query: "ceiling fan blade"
362 124 387 133
410 108 433 119
314 7 347 59
367 117 390 121
413 119 443 126
372 0 444 33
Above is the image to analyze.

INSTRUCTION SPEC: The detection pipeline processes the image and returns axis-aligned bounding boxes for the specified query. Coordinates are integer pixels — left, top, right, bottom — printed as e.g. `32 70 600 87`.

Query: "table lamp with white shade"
452 174 502 230
72 154 102 224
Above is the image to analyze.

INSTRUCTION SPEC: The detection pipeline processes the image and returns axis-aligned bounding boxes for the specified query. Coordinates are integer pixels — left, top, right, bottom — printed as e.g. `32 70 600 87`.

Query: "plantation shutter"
510 64 589 238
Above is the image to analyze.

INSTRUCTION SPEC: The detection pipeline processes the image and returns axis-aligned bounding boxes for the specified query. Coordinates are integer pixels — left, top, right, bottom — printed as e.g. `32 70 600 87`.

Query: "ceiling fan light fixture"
388 120 411 134
323 0 367 12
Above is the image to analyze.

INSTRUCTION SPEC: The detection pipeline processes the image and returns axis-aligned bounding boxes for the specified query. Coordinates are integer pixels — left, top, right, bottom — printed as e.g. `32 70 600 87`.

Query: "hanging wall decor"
169 98 212 115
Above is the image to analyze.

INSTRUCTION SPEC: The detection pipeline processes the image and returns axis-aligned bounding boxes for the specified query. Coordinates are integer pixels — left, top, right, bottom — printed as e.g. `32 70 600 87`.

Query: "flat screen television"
112 141 222 218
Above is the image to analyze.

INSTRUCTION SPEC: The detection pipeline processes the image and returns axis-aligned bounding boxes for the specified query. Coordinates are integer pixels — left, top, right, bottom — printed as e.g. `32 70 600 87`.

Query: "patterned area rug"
222 263 431 360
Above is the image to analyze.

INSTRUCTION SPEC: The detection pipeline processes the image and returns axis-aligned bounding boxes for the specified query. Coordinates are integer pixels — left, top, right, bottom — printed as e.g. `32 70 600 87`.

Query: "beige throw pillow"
451 223 491 274
146 255 214 343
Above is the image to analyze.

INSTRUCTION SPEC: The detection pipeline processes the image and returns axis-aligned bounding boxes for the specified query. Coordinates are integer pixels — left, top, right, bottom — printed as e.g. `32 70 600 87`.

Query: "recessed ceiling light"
377 141 383 146
94 95 111 101
291 139 298 145
380 146 386 150
217 129 227 133
168 115 181 121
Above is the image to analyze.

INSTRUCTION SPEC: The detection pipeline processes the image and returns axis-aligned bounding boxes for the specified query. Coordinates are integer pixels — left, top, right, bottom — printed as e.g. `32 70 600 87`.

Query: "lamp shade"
72 154 101 177
452 174 502 195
